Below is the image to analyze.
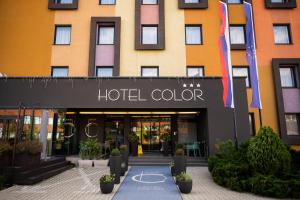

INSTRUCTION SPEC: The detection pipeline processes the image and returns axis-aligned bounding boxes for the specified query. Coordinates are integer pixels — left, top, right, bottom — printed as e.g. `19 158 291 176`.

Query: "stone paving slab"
0 166 126 200
181 167 276 200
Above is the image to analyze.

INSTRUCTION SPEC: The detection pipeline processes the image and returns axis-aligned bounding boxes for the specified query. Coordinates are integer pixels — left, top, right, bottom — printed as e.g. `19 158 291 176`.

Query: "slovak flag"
219 1 234 108
244 1 262 109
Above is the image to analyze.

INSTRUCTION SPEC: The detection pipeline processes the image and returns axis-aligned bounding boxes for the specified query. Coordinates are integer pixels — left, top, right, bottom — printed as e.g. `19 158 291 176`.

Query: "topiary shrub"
247 174 291 198
175 148 185 156
247 127 291 176
111 148 120 156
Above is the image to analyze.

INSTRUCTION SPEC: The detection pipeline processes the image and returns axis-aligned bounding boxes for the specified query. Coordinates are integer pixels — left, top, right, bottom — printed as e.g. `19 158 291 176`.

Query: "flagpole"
259 108 263 128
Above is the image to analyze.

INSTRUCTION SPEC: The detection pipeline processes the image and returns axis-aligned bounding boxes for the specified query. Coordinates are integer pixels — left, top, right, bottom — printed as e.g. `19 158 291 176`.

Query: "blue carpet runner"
113 166 182 200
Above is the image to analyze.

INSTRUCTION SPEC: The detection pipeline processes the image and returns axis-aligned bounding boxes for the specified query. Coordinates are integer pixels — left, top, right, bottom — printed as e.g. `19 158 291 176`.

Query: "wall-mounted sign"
98 83 204 103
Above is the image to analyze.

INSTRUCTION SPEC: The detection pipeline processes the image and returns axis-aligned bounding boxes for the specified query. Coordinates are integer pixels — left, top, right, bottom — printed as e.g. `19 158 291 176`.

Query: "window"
233 67 250 87
141 67 159 77
271 0 289 3
265 0 296 8
229 26 245 44
98 27 114 45
142 0 158 4
54 26 71 45
97 67 113 77
185 26 202 45
279 67 297 87
100 0 115 4
285 114 299 136
142 26 158 45
51 67 69 77
249 113 256 136
24 116 31 125
185 0 199 3
227 0 242 3
56 0 73 4
187 67 204 77
273 25 291 44
34 117 41 125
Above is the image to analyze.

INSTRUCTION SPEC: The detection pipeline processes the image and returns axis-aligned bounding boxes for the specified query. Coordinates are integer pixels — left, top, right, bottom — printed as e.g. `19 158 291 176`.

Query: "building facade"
0 0 299 156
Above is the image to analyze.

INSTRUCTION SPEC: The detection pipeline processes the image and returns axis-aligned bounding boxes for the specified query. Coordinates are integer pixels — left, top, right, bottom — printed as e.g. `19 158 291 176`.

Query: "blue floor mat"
113 166 182 200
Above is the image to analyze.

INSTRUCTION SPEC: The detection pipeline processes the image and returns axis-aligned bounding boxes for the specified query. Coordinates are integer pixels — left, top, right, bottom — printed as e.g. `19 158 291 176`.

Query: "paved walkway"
113 166 181 200
0 167 126 200
0 167 277 200
182 167 276 200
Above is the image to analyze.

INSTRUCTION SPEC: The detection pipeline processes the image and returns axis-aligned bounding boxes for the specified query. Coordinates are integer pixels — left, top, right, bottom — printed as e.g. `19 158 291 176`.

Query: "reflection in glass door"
131 117 171 152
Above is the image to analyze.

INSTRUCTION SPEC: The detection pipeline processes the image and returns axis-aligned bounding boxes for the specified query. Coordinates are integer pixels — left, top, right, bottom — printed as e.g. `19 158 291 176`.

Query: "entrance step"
14 157 74 185
129 155 208 166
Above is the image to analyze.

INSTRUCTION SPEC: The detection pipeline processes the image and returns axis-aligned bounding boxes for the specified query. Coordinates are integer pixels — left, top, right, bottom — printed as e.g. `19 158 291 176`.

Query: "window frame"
97 25 115 45
285 114 300 136
229 24 246 50
51 66 69 77
48 0 79 10
273 24 292 45
141 25 158 45
186 66 205 77
99 0 116 5
227 0 243 4
279 66 298 88
96 66 114 77
142 0 158 5
265 0 297 9
178 0 208 9
232 66 251 88
185 25 203 45
54 25 72 45
141 66 159 77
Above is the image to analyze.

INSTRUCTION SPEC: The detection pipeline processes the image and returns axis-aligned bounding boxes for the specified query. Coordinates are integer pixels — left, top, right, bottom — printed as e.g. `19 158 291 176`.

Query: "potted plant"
160 133 171 156
79 139 101 168
174 148 186 176
0 141 12 168
120 144 128 175
99 174 114 194
15 140 42 168
128 133 139 156
110 148 121 184
176 172 192 194
170 161 175 176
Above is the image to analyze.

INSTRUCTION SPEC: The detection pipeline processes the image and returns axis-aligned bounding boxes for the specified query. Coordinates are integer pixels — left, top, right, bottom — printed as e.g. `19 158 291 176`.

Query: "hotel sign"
98 83 204 103
0 78 209 109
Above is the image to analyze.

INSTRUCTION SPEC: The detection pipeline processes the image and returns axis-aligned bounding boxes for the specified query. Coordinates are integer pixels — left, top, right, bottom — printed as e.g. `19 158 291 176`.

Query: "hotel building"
0 0 299 157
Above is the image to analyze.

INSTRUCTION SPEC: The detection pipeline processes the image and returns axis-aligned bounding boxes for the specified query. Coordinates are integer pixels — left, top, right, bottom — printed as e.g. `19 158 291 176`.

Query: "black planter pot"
130 142 138 157
100 182 114 194
163 142 169 156
171 166 175 176
178 180 192 194
121 150 128 172
109 155 121 184
174 156 186 176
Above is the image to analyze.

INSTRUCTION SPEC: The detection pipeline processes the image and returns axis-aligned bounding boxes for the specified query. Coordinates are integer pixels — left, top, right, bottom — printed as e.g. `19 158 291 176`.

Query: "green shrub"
247 174 291 198
119 145 127 152
247 127 291 175
100 175 114 184
176 172 192 182
128 133 139 143
0 141 11 156
175 148 184 156
160 133 171 142
111 148 120 156
16 140 42 155
175 143 185 150
79 139 102 160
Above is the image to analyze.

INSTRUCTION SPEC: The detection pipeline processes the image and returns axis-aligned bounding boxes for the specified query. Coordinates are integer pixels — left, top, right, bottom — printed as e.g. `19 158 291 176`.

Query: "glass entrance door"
131 117 171 152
